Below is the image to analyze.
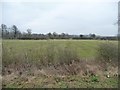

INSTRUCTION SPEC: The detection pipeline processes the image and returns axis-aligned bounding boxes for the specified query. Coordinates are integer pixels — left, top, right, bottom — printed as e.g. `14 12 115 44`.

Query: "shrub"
97 42 118 65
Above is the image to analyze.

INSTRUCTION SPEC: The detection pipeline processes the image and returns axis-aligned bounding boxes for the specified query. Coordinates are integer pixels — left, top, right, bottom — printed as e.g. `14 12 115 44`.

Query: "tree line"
0 24 117 40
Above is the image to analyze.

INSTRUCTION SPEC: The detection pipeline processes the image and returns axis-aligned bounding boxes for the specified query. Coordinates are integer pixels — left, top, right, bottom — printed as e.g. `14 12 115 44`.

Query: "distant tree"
1 24 116 40
89 33 96 39
80 34 84 38
60 33 65 39
1 24 8 38
91 34 96 39
53 32 58 39
12 25 18 38
26 29 32 39
27 29 32 35
47 32 52 39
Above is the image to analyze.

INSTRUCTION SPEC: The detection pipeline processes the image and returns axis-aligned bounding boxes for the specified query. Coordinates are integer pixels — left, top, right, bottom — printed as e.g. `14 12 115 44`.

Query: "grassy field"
2 40 118 88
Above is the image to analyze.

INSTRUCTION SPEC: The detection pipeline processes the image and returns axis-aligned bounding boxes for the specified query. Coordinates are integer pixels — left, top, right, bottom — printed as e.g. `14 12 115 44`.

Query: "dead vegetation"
2 59 118 88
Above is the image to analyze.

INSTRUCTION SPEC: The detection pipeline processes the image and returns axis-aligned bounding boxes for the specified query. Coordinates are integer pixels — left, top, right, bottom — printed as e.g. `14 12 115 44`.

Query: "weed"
91 76 99 82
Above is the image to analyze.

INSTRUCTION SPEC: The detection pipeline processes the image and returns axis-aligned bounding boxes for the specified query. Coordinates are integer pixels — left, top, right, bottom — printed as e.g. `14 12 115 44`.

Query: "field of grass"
3 40 100 58
2 40 118 88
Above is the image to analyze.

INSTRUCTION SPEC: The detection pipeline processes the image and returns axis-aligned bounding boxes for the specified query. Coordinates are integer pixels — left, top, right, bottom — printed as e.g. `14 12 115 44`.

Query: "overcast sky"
1 0 119 36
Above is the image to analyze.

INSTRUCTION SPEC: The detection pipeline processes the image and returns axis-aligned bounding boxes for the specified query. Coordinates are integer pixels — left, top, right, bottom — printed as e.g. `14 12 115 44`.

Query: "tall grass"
2 40 118 69
2 41 79 68
32 44 79 66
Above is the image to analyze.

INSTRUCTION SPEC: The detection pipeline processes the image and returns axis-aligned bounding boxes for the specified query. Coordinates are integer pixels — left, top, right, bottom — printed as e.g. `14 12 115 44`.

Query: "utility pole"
118 1 120 89
118 1 120 36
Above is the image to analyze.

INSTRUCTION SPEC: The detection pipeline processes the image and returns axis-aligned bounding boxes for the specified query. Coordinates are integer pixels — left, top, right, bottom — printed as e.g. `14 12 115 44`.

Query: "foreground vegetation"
2 40 118 88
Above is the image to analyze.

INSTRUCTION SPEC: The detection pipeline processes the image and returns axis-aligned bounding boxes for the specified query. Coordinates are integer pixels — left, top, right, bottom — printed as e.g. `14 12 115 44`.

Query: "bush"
97 42 118 65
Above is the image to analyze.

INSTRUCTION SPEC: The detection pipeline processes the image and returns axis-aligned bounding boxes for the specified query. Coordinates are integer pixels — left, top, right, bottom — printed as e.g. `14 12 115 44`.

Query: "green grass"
2 40 118 64
2 40 102 66
2 40 103 60
3 75 118 88
2 40 118 88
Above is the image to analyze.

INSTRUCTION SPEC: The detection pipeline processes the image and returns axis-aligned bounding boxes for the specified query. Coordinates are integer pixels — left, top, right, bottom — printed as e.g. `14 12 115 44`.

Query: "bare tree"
12 25 18 38
27 29 32 38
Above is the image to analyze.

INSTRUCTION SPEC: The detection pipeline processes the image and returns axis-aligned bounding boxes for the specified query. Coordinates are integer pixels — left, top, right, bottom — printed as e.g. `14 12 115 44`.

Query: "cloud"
2 0 118 36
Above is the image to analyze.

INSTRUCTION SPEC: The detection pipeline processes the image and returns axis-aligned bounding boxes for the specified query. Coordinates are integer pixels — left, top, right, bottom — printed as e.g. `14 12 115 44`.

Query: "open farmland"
2 40 118 88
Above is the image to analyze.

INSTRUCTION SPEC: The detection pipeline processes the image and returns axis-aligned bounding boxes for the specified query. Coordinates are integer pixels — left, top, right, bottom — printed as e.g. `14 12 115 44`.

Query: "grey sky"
1 0 119 36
